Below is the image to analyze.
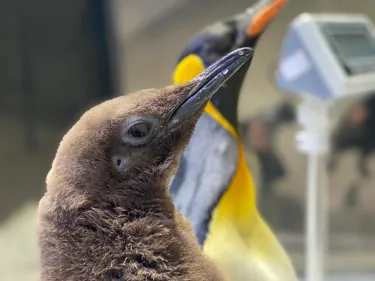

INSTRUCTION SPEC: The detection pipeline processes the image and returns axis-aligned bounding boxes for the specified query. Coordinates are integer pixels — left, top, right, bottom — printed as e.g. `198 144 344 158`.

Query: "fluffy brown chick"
37 48 252 281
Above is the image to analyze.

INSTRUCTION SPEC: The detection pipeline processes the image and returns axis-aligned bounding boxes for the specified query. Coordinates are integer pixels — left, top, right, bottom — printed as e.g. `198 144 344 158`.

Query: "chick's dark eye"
128 122 151 138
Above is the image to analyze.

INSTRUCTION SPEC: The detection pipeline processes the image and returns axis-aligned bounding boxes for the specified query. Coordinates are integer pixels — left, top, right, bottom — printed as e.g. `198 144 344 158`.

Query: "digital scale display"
323 25 375 76
330 33 375 58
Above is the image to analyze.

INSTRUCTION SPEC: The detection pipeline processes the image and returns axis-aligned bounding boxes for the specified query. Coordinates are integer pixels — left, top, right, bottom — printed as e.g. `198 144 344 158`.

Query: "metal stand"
296 96 331 281
305 153 328 281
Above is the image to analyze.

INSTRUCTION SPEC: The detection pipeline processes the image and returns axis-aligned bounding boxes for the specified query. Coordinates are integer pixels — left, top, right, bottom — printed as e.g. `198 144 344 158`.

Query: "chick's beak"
167 47 253 129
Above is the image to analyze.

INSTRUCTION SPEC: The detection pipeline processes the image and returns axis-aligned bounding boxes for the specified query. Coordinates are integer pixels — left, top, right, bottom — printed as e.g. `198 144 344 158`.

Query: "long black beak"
168 47 253 129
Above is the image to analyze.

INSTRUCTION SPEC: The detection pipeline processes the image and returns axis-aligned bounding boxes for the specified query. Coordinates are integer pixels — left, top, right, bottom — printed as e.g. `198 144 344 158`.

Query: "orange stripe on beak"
246 0 287 36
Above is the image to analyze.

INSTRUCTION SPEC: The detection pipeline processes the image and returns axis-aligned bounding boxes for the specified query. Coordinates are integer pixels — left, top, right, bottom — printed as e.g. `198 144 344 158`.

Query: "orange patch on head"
246 0 287 36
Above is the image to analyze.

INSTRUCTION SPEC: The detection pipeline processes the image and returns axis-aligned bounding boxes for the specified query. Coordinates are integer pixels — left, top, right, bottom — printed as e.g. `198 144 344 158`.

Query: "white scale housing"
277 13 375 100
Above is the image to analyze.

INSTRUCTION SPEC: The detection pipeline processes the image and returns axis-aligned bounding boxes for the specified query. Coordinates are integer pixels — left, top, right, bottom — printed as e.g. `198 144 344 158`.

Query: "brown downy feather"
38 82 228 281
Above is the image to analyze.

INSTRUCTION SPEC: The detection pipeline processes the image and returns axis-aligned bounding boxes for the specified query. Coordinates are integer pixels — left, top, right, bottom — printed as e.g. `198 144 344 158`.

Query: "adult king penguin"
170 1 298 281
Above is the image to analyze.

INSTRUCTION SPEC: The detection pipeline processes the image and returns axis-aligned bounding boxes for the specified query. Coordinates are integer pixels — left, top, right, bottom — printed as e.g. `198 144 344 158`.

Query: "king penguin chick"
37 48 252 281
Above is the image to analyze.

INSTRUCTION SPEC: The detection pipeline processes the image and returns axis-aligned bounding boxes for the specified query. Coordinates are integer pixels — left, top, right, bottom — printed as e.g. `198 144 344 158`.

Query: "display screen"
330 33 375 59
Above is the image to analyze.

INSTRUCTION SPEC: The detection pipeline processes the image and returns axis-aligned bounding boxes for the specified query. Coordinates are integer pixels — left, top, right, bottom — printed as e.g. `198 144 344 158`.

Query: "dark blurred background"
0 0 374 280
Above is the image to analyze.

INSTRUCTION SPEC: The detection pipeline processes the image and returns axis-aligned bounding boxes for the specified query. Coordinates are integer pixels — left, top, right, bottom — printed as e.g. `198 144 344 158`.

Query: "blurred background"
0 0 375 280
